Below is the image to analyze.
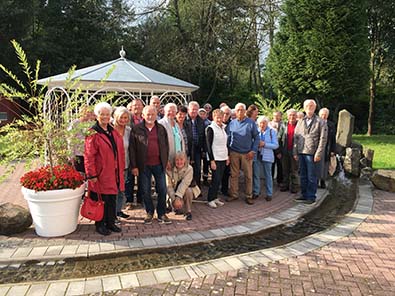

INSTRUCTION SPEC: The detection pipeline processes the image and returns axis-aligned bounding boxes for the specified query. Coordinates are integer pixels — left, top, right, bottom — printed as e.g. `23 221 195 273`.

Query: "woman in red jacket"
84 102 125 236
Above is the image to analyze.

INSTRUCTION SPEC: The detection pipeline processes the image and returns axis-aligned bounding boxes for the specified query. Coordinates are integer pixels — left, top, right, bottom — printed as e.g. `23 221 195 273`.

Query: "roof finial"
119 46 126 58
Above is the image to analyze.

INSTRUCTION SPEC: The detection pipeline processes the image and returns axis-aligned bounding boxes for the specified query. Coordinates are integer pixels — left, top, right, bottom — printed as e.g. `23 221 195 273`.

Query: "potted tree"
0 40 89 237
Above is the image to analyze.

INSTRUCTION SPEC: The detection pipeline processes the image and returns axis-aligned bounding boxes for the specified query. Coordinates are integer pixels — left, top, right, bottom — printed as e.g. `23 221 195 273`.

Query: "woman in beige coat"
166 151 201 220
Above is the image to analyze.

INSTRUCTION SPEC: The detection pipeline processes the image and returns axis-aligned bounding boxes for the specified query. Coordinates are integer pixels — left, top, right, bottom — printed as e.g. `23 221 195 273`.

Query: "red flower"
20 165 84 192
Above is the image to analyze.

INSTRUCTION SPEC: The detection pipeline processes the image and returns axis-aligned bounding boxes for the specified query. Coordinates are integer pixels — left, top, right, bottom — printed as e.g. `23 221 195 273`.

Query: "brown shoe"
245 198 254 205
265 196 272 201
226 196 238 202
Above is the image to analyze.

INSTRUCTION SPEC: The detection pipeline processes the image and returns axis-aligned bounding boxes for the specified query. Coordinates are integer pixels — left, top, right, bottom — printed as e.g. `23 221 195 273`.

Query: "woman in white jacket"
253 116 279 201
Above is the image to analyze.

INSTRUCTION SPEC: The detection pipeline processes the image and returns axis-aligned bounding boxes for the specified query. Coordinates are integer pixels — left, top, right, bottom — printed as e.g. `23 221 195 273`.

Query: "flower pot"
22 184 85 237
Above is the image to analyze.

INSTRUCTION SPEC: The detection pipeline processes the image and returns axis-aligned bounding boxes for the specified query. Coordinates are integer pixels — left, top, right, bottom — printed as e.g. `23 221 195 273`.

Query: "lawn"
352 134 395 169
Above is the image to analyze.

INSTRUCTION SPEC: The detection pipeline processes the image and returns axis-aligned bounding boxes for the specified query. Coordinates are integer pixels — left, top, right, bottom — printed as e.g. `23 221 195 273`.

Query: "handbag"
80 191 104 221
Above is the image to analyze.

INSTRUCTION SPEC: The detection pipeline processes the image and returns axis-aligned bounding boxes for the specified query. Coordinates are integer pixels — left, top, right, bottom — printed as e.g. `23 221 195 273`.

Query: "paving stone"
210 259 234 272
221 227 239 235
102 276 122 292
137 271 157 286
209 229 227 237
84 278 102 294
45 245 63 256
169 267 190 281
141 237 157 247
46 282 68 296
0 248 15 259
233 225 250 234
199 230 216 239
113 240 129 250
154 269 173 283
99 242 115 252
128 239 143 249
154 236 170 246
120 274 139 288
174 234 193 244
260 249 286 261
60 245 78 256
28 246 48 258
184 265 200 279
12 247 32 258
26 283 49 296
224 257 246 270
88 243 100 254
195 263 219 275
7 285 29 296
65 281 85 296
0 286 9 296
190 265 205 277
249 252 271 265
238 255 259 267
188 231 205 241
76 244 89 255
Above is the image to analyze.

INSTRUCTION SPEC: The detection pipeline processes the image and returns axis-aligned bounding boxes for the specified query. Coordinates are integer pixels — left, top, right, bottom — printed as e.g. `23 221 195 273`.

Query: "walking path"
1 164 394 296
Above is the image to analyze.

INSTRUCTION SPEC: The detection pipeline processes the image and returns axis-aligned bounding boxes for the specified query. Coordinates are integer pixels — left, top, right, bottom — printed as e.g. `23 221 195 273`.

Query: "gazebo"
37 48 199 110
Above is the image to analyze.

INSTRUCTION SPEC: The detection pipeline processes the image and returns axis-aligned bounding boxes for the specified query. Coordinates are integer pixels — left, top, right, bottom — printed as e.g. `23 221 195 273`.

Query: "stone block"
0 202 32 235
371 170 395 192
336 109 354 153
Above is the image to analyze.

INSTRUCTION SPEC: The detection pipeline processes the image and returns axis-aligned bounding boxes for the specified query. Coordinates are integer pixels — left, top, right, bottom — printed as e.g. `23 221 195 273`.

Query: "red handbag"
80 191 104 221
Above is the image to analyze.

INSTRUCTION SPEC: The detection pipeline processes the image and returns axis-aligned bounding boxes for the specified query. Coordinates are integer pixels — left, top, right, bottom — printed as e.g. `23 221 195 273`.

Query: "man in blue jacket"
226 103 259 205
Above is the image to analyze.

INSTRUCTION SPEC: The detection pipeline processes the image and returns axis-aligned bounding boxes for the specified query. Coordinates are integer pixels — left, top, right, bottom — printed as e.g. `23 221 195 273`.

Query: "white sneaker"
214 198 224 206
207 201 217 208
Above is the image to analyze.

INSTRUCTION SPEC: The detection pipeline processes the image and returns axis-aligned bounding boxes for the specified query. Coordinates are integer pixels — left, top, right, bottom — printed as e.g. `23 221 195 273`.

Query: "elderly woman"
166 151 200 220
84 102 125 236
158 103 186 166
113 106 131 219
318 107 336 188
253 116 279 201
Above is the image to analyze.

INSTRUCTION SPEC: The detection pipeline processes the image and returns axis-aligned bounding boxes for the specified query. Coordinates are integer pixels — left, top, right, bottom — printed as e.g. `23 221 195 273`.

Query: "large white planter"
22 184 85 237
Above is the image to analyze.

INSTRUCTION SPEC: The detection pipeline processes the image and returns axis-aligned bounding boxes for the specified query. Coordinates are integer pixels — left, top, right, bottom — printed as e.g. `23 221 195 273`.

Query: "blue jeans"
124 169 133 203
140 164 167 217
299 154 319 200
253 158 273 197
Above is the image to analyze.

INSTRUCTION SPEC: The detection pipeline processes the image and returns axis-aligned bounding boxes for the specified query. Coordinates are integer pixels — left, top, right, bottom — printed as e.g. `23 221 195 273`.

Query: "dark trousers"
140 164 167 217
281 150 299 190
272 156 283 183
90 192 116 228
203 155 209 181
207 160 226 202
191 148 202 187
221 164 230 195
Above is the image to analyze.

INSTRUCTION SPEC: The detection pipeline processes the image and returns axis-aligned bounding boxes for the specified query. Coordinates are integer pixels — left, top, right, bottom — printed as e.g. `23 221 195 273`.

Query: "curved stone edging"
0 182 374 295
0 189 328 264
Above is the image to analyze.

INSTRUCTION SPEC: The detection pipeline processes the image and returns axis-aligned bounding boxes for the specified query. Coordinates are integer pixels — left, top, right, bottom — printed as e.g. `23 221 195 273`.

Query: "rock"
361 167 373 180
336 109 355 154
343 147 361 177
360 157 368 168
363 148 374 168
0 203 32 235
371 170 395 192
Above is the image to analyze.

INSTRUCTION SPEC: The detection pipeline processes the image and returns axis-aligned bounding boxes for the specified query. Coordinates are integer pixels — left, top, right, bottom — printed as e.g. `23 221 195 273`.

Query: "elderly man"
293 100 327 204
318 107 336 188
130 105 171 224
185 101 206 187
149 95 162 119
226 103 259 204
278 109 299 193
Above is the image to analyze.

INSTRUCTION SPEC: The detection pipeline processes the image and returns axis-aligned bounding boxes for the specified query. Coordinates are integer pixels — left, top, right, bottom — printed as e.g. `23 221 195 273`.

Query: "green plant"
0 40 113 188
254 94 302 120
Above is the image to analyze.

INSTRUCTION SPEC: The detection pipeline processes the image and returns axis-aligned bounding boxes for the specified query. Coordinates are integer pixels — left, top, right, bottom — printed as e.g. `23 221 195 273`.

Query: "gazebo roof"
38 50 199 94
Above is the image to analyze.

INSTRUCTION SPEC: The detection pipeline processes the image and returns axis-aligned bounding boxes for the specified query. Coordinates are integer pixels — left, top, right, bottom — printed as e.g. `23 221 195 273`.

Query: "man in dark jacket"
185 101 206 187
129 105 171 224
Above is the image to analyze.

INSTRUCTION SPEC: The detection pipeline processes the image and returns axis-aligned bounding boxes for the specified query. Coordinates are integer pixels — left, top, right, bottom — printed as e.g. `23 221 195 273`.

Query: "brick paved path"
105 189 395 296
0 163 296 243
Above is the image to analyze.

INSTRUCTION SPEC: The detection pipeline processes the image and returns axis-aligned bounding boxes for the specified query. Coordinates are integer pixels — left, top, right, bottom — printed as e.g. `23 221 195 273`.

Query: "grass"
352 134 395 169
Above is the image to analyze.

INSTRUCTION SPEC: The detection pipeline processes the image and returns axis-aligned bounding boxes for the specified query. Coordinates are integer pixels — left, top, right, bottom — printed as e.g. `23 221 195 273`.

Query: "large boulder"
0 203 32 235
371 170 395 192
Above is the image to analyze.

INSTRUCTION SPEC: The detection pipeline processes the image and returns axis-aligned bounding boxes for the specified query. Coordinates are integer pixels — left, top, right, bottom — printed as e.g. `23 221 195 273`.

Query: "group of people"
72 96 336 236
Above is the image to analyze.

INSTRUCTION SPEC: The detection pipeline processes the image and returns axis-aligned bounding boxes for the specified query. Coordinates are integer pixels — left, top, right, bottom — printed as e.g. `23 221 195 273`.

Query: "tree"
266 0 370 110
367 0 395 135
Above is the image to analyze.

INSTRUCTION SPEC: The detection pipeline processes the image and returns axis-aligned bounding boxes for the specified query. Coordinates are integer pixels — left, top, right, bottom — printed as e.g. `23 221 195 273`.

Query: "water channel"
0 177 358 284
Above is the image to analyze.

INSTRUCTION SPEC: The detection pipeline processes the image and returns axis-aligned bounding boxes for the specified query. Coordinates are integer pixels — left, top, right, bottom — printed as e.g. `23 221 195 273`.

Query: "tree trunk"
367 75 376 136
